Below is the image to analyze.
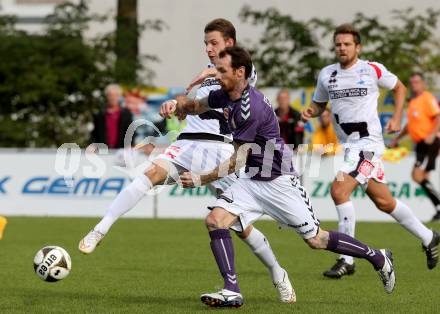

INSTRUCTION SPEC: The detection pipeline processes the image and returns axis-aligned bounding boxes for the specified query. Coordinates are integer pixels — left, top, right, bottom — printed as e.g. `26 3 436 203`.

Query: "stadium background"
1 0 439 221
1 1 440 313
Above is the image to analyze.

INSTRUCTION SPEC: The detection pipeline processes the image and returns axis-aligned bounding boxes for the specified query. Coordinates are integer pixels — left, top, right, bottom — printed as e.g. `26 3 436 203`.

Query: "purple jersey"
208 86 295 180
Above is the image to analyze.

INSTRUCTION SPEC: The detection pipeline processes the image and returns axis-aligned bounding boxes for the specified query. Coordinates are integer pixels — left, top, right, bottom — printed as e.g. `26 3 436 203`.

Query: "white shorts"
339 148 386 188
155 139 238 188
213 175 320 239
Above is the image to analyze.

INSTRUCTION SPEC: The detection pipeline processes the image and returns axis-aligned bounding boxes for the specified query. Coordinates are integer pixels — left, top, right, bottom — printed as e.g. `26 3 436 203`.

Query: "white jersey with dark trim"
313 59 398 151
180 63 257 140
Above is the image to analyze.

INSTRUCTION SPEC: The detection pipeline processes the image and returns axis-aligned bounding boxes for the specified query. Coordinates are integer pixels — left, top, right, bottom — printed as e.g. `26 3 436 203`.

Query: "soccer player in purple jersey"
79 19 294 303
161 46 396 307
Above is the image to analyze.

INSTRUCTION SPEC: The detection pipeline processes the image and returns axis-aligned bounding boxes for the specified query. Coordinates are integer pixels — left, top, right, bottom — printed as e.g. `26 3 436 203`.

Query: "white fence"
0 149 438 221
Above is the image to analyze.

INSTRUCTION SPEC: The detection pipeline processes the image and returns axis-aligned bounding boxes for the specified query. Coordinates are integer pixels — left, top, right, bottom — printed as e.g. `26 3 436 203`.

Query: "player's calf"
306 229 395 293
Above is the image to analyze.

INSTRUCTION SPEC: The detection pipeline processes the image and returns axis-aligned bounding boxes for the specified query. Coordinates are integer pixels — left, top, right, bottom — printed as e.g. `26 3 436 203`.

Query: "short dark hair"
333 23 361 45
204 18 236 44
219 46 252 79
410 72 425 81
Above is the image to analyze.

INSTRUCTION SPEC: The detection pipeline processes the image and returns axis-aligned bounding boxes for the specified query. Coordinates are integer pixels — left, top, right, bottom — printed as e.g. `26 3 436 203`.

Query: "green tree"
0 1 164 147
239 6 440 87
115 0 139 84
346 8 440 84
239 6 329 88
0 2 113 147
115 0 166 85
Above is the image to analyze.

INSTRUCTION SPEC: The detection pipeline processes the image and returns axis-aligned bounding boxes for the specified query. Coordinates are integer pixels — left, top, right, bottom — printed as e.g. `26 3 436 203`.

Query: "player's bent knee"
305 237 323 250
205 208 231 230
205 213 218 229
145 164 167 185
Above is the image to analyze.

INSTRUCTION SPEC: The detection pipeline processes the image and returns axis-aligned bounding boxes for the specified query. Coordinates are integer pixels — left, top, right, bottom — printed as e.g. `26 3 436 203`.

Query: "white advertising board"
0 149 438 221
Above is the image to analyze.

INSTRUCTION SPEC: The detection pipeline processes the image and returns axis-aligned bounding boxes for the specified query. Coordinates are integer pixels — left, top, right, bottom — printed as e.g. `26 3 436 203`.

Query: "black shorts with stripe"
415 138 440 171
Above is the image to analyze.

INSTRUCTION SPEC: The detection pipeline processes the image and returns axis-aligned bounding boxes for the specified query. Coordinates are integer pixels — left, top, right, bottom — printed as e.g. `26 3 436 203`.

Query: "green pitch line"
0 217 439 313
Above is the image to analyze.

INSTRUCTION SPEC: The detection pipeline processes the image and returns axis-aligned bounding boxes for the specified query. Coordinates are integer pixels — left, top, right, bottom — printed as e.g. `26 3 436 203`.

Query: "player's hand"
385 116 401 134
176 111 187 121
179 171 202 188
186 68 218 94
424 133 436 145
159 100 177 118
301 107 315 122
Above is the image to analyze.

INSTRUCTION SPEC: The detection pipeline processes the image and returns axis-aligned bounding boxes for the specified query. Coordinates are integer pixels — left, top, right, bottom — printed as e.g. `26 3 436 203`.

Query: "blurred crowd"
89 82 439 157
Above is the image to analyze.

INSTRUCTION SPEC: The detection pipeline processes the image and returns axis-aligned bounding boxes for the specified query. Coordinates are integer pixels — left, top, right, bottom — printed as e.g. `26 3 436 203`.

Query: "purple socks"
327 231 385 270
209 229 240 293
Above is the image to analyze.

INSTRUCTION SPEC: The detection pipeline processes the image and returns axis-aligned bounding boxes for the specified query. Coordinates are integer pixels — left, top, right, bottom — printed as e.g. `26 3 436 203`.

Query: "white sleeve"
369 62 398 90
195 86 209 100
249 64 258 87
312 70 329 103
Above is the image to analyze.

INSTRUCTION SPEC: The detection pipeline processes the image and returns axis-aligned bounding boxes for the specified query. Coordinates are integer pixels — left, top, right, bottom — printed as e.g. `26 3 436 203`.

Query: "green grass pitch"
1 217 439 313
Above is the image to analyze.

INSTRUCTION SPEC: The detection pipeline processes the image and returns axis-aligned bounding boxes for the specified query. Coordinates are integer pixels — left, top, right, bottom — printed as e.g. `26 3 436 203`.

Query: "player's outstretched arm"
180 142 249 188
301 101 327 122
386 80 407 133
186 68 218 93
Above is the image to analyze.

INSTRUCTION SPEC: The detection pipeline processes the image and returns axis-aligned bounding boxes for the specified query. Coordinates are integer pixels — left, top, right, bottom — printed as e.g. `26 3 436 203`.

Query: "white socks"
336 201 356 265
241 227 285 283
390 199 433 246
94 175 152 234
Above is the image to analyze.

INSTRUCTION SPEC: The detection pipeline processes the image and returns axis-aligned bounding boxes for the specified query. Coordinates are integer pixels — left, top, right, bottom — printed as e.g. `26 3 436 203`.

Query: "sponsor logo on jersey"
329 88 368 99
328 70 338 84
200 78 220 88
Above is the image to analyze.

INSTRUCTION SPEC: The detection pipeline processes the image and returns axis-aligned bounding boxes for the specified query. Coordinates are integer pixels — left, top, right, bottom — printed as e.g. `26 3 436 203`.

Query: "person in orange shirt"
0 216 7 240
311 109 340 155
391 72 440 221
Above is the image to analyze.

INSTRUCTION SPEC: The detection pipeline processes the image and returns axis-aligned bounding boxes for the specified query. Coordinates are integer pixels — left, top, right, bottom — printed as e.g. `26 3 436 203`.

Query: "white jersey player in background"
302 24 439 279
79 18 295 303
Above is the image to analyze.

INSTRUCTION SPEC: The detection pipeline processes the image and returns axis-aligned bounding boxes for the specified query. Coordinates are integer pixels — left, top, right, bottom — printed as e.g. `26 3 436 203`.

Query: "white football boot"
78 230 105 254
201 289 244 308
377 249 396 294
274 269 296 303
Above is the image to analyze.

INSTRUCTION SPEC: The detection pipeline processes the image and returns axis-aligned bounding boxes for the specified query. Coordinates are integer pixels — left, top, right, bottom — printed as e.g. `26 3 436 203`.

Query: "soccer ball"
33 246 72 282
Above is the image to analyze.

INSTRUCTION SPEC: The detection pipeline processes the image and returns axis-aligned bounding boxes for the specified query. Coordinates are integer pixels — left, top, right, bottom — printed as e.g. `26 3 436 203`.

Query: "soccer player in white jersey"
79 18 295 303
302 24 439 279
161 46 396 307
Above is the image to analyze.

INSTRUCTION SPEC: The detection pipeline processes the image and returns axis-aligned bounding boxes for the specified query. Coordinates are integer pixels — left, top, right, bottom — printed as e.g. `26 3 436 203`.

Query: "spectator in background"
311 109 339 155
390 72 440 221
0 216 7 240
90 84 133 149
124 90 167 153
275 89 304 149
